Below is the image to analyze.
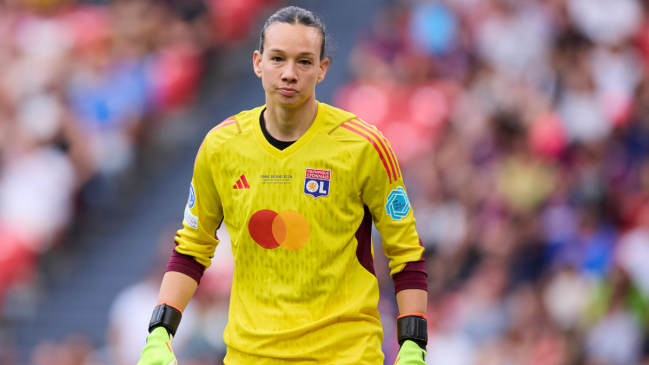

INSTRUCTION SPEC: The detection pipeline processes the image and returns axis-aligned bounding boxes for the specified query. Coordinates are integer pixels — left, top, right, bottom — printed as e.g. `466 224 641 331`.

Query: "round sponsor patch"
385 186 410 220
248 210 310 250
188 184 196 209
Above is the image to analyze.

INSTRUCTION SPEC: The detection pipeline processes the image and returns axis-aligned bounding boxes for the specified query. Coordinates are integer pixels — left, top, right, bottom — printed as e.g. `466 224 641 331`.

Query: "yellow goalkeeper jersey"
174 101 424 364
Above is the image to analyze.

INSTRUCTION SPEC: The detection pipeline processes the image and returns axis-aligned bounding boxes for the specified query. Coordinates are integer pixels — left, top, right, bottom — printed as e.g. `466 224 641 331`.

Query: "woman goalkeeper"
137 6 428 365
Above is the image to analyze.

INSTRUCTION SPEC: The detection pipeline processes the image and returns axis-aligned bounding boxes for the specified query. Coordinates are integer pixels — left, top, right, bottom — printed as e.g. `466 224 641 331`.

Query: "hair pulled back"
258 6 334 64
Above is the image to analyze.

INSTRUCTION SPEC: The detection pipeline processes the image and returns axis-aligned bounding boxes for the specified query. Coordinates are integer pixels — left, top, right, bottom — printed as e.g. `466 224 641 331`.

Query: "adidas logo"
233 175 250 189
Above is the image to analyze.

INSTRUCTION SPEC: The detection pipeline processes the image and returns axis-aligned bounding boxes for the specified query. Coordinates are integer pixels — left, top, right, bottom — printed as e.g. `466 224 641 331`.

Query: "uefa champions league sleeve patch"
188 183 196 209
385 186 410 220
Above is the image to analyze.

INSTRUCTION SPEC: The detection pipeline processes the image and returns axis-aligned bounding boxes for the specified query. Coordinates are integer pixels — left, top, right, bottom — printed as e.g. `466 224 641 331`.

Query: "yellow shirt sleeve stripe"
347 119 399 181
341 122 395 184
355 118 402 178
193 118 235 170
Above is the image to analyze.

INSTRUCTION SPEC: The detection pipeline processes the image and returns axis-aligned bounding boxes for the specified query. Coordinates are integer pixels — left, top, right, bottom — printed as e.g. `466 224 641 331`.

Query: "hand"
394 340 426 365
137 327 178 365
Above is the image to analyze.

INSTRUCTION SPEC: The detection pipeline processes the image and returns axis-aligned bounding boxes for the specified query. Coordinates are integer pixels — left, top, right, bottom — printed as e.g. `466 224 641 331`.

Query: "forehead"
264 22 321 55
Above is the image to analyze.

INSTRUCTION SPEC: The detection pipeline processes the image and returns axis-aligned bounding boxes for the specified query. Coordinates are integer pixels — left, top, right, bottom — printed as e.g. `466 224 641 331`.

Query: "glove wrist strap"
148 303 182 337
397 313 428 349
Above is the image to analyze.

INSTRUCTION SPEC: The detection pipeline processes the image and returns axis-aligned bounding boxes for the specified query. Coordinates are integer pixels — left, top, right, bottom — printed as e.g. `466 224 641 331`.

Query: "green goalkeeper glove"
394 339 427 364
137 327 177 365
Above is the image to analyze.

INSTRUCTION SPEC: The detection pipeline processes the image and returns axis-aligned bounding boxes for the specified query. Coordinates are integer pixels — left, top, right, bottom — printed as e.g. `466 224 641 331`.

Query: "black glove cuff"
148 303 182 337
397 314 427 350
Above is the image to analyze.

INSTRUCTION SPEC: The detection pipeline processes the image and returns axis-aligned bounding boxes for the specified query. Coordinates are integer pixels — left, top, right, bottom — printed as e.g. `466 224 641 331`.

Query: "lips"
279 88 297 96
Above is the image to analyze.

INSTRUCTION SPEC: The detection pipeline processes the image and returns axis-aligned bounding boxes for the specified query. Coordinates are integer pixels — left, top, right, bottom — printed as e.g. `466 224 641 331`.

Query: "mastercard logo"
248 210 310 250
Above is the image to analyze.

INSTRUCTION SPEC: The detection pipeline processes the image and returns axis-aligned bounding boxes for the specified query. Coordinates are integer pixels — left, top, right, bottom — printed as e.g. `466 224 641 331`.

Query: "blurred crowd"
0 0 213 312
335 0 649 364
0 0 278 363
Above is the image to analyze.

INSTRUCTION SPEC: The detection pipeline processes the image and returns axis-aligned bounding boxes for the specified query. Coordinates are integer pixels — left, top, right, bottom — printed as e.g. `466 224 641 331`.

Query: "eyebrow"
267 48 316 57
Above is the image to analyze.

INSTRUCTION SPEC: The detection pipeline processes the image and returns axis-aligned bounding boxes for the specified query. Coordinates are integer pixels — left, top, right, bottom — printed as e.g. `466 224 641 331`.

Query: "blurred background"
1 0 649 364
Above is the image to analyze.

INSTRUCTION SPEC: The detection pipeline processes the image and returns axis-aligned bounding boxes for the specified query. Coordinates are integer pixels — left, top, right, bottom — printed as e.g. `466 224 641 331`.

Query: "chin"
273 95 304 108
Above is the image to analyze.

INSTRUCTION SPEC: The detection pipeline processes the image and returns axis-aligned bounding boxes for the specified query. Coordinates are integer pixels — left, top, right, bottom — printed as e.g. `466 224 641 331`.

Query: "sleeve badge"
188 183 196 209
385 186 411 220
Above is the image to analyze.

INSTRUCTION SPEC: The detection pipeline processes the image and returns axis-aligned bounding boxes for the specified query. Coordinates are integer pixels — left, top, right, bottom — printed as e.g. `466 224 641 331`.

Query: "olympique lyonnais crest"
304 168 331 199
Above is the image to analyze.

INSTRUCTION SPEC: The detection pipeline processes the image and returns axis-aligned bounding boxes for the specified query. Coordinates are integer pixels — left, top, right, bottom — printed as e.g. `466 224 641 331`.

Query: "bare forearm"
396 289 427 315
157 271 198 313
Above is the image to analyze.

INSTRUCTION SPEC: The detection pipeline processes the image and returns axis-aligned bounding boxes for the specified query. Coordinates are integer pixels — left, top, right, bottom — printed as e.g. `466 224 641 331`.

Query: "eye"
299 60 312 66
270 57 283 62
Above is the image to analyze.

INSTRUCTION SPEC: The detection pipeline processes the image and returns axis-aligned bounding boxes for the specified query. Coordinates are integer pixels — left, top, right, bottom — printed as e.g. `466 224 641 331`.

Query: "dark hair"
258 6 334 64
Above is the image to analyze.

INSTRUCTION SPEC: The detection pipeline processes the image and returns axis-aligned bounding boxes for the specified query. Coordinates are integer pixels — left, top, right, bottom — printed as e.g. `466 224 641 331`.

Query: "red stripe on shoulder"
194 118 236 170
341 123 393 184
356 119 401 178
208 118 235 136
389 143 401 178
194 141 204 171
349 119 398 181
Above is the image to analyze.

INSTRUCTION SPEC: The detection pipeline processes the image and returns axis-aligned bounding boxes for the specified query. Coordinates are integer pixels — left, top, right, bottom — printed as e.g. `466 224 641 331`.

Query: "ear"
253 51 263 78
316 57 330 84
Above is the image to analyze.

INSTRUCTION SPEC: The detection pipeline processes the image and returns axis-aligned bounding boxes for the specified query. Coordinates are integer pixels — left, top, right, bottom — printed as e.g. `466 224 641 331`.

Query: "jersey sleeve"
173 135 224 268
349 120 427 292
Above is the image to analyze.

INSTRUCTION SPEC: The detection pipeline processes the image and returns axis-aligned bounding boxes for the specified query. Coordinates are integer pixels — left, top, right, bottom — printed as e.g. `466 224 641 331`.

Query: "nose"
281 60 298 83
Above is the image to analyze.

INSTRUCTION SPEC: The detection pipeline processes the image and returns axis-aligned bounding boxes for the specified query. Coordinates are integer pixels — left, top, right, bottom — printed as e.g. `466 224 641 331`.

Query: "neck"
264 95 318 142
